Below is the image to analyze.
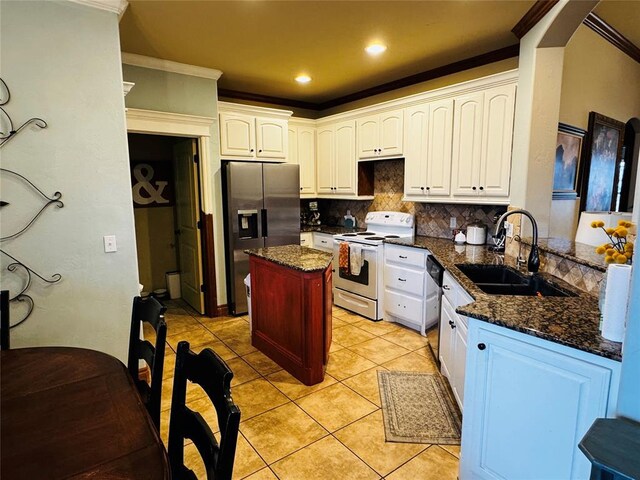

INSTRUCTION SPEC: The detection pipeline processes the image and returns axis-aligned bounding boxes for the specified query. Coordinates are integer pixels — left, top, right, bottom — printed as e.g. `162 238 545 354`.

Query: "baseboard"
215 304 229 316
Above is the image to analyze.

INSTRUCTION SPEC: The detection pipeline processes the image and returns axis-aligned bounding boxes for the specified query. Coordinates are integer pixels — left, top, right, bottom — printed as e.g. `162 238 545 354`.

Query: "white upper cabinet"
218 102 292 161
219 112 256 158
357 109 403 159
255 117 288 159
403 99 453 199
316 120 357 196
289 122 316 196
451 84 515 201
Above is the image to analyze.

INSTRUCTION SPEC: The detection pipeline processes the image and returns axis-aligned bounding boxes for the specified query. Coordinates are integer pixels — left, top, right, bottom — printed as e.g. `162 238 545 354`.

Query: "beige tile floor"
148 300 459 480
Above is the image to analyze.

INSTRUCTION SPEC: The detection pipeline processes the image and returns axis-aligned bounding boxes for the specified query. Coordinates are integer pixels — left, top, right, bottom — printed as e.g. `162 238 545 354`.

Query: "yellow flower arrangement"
591 219 634 264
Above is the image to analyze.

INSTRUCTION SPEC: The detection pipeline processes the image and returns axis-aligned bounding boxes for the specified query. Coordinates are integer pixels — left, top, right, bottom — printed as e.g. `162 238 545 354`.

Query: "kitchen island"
245 245 333 386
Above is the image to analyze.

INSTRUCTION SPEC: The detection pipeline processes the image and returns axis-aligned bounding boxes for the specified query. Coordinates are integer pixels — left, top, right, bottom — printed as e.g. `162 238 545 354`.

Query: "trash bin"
244 274 252 330
166 271 181 300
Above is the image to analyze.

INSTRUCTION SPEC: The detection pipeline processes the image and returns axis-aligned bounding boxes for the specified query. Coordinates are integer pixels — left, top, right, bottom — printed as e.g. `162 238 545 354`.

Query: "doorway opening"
128 133 206 314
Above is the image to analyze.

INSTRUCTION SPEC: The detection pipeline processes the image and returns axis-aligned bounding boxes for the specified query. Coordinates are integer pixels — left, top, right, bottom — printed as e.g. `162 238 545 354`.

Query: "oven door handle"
333 240 377 252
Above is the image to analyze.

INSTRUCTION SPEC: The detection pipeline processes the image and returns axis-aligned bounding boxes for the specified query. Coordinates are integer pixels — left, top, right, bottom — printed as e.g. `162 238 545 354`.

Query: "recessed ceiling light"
295 74 311 84
365 43 387 56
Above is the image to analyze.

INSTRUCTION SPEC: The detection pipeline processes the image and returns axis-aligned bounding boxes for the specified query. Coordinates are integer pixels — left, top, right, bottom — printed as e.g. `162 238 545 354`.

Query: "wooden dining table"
1 347 170 479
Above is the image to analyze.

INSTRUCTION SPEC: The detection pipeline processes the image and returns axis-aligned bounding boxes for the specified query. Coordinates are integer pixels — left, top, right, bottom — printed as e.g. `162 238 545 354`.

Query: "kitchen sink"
455 264 576 298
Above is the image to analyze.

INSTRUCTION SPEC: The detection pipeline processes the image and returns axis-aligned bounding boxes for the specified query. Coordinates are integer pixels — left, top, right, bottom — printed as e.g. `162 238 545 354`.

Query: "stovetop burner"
342 233 357 237
385 235 400 239
356 232 375 236
365 236 385 241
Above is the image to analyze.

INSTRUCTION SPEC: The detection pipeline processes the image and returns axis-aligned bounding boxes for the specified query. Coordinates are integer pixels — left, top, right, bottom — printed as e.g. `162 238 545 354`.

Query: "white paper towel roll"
601 264 633 342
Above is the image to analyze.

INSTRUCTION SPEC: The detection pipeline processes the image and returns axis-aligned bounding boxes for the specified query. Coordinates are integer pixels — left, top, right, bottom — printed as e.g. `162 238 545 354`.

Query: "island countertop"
385 236 622 361
245 245 333 272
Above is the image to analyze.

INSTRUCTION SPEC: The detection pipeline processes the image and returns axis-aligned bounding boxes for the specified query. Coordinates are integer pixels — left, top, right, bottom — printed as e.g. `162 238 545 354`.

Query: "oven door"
333 240 378 300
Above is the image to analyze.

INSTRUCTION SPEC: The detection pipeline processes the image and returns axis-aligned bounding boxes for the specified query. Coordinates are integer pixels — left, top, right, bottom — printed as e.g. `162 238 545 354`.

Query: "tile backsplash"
305 159 506 239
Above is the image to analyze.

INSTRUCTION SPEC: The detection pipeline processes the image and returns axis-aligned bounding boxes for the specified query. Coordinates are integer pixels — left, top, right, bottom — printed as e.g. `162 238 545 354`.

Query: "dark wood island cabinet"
246 245 333 386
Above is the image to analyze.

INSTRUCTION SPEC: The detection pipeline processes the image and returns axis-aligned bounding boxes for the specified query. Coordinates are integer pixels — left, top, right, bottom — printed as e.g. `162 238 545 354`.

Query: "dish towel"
339 242 350 274
350 244 363 276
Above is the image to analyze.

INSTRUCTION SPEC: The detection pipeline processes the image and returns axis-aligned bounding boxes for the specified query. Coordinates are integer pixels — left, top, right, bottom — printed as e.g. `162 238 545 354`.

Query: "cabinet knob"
443 285 451 290
472 186 477 191
399 255 407 259
398 278 406 282
479 186 484 191
426 186 430 191
250 148 254 153
421 187 424 191
449 320 456 329
259 149 263 153
478 343 486 350
300 187 303 191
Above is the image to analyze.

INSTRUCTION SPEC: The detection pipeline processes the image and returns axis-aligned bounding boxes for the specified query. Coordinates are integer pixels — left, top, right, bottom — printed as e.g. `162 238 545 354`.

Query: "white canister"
466 222 487 245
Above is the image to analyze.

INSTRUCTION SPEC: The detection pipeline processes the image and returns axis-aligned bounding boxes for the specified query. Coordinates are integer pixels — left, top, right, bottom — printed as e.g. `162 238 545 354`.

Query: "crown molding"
68 0 128 17
511 0 559 39
121 53 223 80
583 12 640 64
218 101 293 119
217 89 318 111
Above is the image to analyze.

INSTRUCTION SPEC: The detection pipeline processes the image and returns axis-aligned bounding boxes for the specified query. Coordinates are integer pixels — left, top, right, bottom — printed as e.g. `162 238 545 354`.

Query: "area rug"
378 371 462 444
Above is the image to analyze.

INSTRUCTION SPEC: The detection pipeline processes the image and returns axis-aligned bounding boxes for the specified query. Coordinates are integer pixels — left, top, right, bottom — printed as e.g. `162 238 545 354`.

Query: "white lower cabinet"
460 319 620 480
383 244 428 334
300 232 313 247
312 232 333 253
439 270 471 410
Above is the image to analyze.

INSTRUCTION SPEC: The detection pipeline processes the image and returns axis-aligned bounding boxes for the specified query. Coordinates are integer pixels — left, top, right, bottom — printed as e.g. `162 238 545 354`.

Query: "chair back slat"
1 290 9 350
168 341 241 480
127 296 167 429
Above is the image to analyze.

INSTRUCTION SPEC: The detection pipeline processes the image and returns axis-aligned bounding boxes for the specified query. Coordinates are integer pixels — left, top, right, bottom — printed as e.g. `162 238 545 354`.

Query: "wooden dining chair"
168 341 241 480
1 290 10 350
127 295 167 429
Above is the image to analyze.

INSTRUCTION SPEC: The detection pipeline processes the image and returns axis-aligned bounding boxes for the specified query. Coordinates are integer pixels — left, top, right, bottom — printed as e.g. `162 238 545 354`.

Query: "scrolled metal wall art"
1 77 63 328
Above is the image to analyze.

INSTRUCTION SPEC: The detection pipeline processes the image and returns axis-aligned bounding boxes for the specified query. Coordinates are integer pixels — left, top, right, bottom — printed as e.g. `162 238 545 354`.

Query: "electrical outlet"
450 217 457 228
505 221 514 238
103 235 117 253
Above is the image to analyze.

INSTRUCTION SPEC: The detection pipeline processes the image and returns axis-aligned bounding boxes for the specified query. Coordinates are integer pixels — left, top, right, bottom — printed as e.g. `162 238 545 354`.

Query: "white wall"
0 1 138 361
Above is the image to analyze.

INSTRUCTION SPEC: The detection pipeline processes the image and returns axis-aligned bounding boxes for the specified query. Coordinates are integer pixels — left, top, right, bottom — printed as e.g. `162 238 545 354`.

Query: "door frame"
126 108 219 316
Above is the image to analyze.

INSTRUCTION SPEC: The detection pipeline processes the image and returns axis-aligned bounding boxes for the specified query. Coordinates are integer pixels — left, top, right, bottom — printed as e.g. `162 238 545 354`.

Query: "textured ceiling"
119 1 534 104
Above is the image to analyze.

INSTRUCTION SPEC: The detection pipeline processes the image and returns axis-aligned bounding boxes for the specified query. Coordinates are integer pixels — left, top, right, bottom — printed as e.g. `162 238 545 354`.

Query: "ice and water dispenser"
238 209 259 239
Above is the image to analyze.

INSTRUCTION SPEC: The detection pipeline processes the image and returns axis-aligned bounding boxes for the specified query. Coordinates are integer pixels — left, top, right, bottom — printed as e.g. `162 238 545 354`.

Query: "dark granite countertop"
385 236 622 361
301 225 365 235
245 245 333 272
520 237 607 272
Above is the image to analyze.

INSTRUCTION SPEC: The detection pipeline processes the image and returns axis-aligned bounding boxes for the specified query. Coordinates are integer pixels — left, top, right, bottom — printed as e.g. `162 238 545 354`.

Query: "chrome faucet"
494 209 540 273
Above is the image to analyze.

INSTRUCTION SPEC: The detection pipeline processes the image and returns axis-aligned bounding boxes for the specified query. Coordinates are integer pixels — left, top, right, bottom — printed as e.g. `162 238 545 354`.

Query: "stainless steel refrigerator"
222 161 301 315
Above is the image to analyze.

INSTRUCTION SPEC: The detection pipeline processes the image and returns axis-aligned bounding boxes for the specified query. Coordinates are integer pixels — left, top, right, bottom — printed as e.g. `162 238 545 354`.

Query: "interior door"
173 139 205 314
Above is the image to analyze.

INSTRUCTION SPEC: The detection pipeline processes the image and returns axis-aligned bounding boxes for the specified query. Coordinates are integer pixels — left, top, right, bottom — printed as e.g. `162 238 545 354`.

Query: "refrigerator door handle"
261 208 268 238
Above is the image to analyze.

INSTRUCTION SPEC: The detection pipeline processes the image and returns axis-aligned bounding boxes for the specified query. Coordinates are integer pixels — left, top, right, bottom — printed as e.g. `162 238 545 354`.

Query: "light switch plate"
103 235 117 253
450 217 457 228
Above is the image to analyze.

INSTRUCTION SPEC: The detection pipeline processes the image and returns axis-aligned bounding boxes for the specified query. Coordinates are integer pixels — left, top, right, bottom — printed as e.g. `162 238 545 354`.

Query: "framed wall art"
553 123 586 200
579 112 625 212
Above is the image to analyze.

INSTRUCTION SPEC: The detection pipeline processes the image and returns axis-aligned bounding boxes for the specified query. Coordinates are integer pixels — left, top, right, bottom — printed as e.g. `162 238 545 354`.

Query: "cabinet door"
220 112 255 158
461 325 613 480
427 98 454 196
452 317 467 410
439 295 456 382
334 120 356 195
379 109 403 157
403 105 429 197
316 126 334 194
451 92 483 196
313 232 333 252
298 126 316 195
288 126 298 165
479 84 516 198
256 117 287 159
357 114 379 159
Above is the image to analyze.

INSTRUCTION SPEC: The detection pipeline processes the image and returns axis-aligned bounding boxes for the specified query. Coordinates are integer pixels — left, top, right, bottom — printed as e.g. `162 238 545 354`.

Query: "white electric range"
332 211 415 320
